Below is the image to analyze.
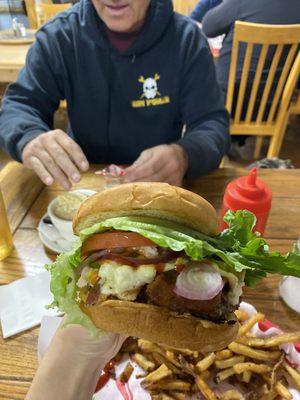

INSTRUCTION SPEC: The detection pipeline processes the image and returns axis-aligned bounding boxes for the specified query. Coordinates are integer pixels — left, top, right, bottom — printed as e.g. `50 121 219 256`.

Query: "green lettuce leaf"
46 242 101 336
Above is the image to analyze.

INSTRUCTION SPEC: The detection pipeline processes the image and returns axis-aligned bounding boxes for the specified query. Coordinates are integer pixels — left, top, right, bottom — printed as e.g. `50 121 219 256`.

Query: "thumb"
127 148 153 172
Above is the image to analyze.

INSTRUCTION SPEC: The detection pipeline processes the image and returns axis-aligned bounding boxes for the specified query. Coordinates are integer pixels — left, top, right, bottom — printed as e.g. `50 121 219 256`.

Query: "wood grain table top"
0 43 31 83
0 162 300 399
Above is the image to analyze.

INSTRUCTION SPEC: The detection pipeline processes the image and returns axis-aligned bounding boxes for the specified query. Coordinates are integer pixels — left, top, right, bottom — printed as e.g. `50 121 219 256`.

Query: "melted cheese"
214 264 244 306
98 261 156 300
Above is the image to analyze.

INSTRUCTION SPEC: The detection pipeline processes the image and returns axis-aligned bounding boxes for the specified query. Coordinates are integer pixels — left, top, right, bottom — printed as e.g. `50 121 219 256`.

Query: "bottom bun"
82 300 238 352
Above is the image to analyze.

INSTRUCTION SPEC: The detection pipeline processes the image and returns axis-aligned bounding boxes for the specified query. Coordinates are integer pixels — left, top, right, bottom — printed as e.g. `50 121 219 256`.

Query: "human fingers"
33 146 72 190
56 132 89 172
26 155 54 186
42 136 81 183
125 149 164 182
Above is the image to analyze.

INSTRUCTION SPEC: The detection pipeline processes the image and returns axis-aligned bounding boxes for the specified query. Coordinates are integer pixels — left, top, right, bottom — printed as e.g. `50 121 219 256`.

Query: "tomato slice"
81 231 155 256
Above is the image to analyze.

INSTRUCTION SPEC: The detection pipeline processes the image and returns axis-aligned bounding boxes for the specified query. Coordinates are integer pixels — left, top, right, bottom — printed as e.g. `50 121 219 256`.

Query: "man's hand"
22 130 89 190
125 144 188 186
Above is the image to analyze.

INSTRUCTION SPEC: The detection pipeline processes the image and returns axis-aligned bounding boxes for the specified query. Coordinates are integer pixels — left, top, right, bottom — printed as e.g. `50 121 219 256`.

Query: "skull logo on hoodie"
138 73 161 99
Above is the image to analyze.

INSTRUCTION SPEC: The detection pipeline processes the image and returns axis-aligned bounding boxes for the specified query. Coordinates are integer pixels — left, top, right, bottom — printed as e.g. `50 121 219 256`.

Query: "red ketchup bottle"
219 168 272 235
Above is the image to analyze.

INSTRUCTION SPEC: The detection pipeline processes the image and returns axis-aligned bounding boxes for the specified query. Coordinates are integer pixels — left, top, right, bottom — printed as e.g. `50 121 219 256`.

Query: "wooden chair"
24 0 39 28
226 21 300 159
38 3 72 25
24 0 72 28
173 0 198 16
290 90 300 115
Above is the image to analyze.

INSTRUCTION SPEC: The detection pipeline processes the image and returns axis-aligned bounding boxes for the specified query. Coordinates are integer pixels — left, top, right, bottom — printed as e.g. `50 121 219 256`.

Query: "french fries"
233 362 271 374
142 364 172 386
283 362 300 390
196 352 215 372
234 309 249 322
152 352 183 375
215 355 245 369
228 342 281 361
147 380 191 391
115 307 299 400
275 381 293 400
171 392 185 400
132 353 156 371
238 312 265 336
236 331 300 348
216 367 236 382
215 349 233 360
219 389 244 399
195 376 218 400
242 370 251 383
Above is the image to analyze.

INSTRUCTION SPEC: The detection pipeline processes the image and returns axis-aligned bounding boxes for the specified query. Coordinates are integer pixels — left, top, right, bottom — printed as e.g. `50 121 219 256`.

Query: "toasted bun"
73 182 218 236
82 300 238 352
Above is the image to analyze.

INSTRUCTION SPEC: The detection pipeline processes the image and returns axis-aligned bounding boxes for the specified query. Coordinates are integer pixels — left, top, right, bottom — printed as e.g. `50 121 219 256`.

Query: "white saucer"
38 213 76 253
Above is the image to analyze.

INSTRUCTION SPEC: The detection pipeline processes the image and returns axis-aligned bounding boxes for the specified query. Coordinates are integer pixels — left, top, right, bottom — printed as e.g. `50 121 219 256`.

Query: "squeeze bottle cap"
224 168 272 213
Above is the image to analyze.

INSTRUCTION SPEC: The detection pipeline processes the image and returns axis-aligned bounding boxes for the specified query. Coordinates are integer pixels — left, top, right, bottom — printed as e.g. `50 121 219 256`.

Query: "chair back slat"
173 0 198 15
277 51 300 122
232 22 300 44
245 44 269 123
234 43 253 123
24 0 38 29
267 44 298 123
225 39 239 114
256 44 284 124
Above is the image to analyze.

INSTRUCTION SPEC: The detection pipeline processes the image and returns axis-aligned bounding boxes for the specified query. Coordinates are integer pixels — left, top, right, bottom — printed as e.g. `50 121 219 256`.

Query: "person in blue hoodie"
0 0 229 190
190 0 222 23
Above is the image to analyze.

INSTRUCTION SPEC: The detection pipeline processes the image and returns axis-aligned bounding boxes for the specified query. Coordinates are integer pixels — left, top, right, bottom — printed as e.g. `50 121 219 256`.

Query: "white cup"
47 190 96 242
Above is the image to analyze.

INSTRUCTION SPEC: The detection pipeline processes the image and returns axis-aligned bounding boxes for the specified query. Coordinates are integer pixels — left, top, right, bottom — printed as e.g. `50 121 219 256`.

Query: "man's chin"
104 19 136 33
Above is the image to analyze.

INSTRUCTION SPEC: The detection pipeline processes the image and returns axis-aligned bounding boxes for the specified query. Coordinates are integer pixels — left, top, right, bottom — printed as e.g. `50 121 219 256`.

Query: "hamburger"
48 183 300 352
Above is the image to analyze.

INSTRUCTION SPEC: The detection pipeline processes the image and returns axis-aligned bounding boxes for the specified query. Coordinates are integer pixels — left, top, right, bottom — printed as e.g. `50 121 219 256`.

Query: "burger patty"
145 271 235 322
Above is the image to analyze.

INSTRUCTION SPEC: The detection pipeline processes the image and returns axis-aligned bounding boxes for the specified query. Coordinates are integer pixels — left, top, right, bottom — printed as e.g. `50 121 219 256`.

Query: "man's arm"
176 25 230 178
202 0 240 37
0 30 62 160
0 28 89 189
190 0 222 23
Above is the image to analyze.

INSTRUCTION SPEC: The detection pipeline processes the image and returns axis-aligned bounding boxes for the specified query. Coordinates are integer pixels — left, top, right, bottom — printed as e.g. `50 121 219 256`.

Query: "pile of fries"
116 309 300 400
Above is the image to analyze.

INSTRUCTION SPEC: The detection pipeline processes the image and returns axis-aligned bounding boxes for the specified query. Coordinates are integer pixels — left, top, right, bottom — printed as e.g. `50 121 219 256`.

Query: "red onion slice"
174 262 224 300
77 250 109 274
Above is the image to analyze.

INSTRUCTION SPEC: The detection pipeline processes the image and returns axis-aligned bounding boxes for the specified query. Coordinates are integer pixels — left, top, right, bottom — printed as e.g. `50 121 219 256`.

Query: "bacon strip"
86 284 100 306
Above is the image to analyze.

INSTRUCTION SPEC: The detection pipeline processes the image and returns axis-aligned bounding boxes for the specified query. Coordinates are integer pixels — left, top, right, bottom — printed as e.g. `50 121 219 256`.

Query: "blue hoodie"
190 0 222 23
0 0 229 178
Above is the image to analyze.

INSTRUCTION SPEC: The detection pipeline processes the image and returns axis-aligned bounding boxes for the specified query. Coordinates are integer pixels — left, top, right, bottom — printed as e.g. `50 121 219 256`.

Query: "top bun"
73 182 218 236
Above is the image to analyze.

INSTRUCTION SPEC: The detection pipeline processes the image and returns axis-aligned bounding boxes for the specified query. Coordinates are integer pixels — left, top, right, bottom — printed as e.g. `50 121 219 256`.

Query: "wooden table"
0 162 300 399
0 43 31 83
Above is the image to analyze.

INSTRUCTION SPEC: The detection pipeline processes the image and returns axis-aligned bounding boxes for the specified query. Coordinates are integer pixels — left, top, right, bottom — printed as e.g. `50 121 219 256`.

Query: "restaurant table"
0 43 31 83
0 162 300 399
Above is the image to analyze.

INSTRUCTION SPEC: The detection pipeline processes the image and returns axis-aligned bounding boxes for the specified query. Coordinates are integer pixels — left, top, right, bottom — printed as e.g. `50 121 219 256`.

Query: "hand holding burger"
26 321 125 400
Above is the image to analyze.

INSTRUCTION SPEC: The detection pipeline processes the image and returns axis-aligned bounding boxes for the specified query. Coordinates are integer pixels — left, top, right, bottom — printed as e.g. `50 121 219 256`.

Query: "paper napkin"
0 271 60 338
